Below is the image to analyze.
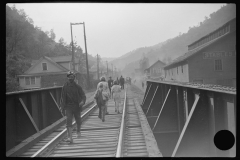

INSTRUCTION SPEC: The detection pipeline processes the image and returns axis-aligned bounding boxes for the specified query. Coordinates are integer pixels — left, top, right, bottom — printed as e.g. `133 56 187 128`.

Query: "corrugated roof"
147 80 236 95
188 18 235 47
164 32 230 69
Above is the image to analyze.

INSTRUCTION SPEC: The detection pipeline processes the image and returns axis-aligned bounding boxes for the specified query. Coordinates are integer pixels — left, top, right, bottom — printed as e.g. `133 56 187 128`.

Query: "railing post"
207 92 217 157
171 92 200 157
142 83 152 106
19 98 39 133
152 88 171 131
183 88 188 122
146 86 159 115
223 95 236 157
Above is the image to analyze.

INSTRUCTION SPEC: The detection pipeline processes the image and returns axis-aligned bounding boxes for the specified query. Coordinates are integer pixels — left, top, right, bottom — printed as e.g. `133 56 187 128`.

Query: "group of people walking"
107 75 126 90
60 71 125 144
94 76 123 122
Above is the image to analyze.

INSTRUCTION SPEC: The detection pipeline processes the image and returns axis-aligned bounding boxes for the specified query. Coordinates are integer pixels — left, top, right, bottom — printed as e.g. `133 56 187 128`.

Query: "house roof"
18 71 69 77
163 31 230 69
31 55 80 65
145 60 166 71
24 56 69 75
50 55 79 63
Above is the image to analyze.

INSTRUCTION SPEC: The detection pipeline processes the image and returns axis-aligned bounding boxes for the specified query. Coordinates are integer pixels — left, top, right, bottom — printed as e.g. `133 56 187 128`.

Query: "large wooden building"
164 18 236 87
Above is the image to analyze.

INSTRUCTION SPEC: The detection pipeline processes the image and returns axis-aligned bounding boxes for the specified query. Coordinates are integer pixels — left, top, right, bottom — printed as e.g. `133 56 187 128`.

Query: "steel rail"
31 103 97 157
116 87 127 157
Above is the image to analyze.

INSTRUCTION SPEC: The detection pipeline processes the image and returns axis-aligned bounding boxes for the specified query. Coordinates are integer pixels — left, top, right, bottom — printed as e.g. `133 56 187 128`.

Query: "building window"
31 77 35 85
215 59 223 71
42 63 47 71
25 77 30 85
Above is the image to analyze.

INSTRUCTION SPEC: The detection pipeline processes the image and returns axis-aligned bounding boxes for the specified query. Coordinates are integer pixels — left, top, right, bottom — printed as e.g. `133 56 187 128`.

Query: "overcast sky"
7 3 225 58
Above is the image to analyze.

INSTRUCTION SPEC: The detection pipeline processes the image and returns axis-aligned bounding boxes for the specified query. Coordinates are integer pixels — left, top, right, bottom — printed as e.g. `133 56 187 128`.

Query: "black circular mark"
214 130 235 150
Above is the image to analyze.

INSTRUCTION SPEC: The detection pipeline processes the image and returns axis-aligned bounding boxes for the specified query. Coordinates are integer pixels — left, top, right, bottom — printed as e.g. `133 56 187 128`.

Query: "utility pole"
111 64 113 77
106 61 108 77
83 22 90 89
70 23 75 72
97 54 99 80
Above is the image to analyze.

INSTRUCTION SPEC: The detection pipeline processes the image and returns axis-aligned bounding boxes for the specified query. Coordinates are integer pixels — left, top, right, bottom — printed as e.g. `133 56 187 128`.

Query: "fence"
141 80 236 157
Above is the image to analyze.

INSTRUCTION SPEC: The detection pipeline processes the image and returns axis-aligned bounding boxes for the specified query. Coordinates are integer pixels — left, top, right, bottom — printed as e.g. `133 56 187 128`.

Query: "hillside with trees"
6 5 97 92
117 4 236 77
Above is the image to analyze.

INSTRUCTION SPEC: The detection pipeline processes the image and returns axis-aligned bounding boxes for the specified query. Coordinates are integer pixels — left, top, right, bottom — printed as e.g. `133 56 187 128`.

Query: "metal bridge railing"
141 80 236 157
6 86 63 151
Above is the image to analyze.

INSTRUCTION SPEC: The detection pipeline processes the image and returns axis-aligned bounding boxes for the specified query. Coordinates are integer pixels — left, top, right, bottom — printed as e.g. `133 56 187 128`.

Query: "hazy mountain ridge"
110 41 166 69
116 4 235 77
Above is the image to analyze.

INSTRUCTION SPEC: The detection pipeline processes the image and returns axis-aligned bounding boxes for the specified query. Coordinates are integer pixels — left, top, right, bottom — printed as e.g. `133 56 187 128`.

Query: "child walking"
111 80 122 114
94 83 108 122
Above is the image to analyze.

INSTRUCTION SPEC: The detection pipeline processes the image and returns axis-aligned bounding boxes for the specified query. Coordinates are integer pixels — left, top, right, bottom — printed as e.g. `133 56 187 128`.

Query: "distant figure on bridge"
120 75 125 89
142 81 144 89
108 76 113 98
97 77 110 118
60 71 86 143
111 80 122 114
116 77 119 85
129 77 131 85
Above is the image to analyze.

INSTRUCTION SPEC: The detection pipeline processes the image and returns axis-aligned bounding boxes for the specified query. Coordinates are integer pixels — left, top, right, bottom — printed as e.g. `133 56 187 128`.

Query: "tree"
139 54 149 74
50 29 56 41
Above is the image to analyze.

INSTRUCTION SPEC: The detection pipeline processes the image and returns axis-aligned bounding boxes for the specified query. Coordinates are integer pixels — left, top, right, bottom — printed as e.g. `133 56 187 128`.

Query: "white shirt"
111 84 121 100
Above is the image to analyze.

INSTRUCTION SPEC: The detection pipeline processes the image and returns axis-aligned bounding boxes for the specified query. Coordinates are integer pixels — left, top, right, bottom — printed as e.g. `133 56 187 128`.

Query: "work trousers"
113 93 121 112
101 104 107 121
65 107 81 132
98 104 101 118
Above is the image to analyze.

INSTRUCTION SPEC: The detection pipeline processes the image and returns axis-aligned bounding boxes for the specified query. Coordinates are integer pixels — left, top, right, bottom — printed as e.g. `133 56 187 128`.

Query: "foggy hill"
110 41 167 69
112 4 236 77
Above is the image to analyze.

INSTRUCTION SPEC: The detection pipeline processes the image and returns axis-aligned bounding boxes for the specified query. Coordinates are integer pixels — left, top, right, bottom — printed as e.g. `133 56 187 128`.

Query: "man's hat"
67 71 75 78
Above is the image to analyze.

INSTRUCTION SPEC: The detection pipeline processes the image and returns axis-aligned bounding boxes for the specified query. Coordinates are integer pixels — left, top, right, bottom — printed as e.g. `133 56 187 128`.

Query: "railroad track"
11 85 161 157
19 100 97 157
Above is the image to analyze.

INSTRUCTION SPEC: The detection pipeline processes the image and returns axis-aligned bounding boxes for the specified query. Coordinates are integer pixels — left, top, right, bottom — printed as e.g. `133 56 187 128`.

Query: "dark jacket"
94 89 105 106
108 79 113 88
60 81 86 110
120 77 125 84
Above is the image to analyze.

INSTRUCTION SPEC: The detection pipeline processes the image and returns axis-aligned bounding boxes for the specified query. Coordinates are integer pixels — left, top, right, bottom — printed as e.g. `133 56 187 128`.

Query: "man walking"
120 75 124 89
60 71 86 143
